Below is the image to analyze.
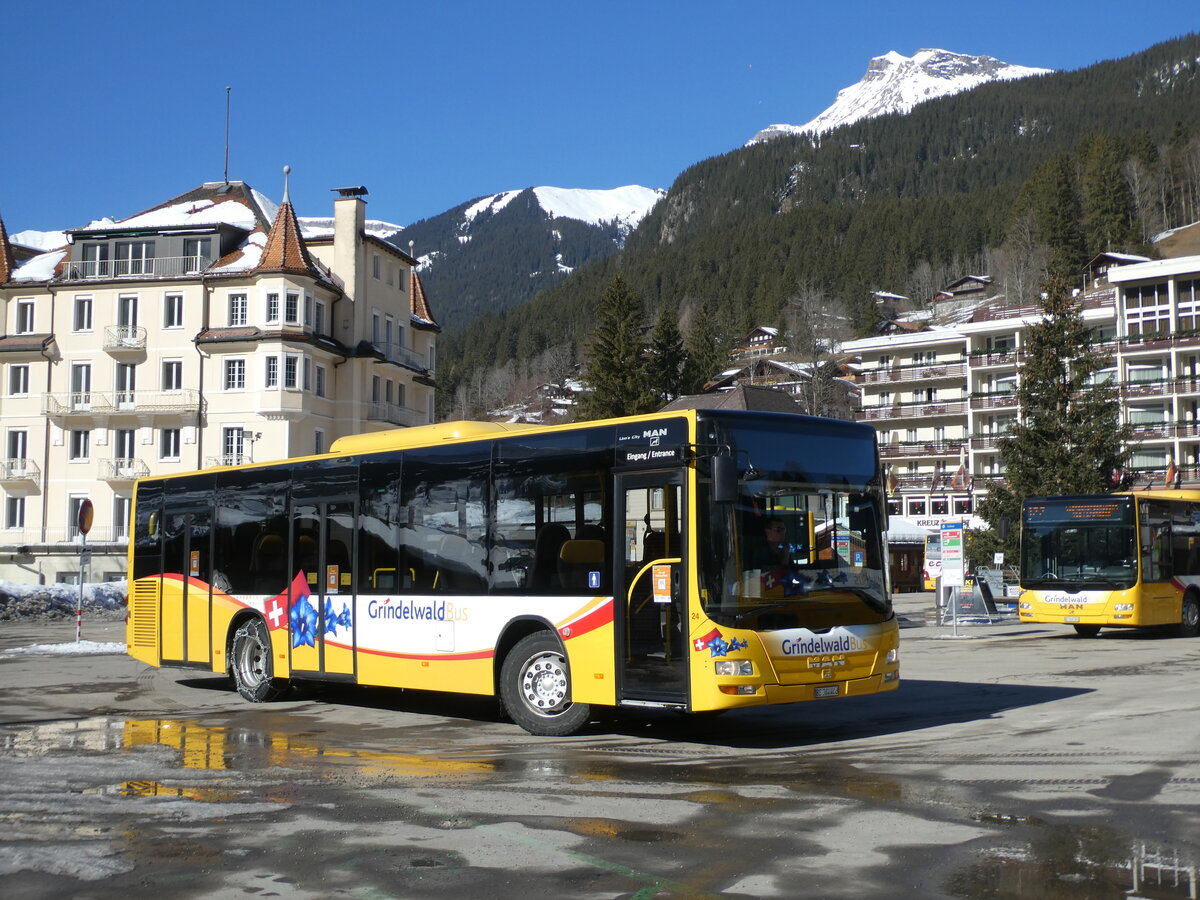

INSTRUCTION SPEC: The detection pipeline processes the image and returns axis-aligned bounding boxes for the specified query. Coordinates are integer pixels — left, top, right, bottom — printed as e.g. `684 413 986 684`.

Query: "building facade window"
115 362 136 406
285 292 299 324
315 364 326 398
266 292 280 324
8 364 29 396
284 355 298 389
160 428 181 460
304 294 314 327
302 358 311 391
314 300 326 335
113 496 131 539
7 429 28 462
163 294 183 328
182 238 211 272
5 496 25 529
225 358 246 390
69 429 91 461
15 299 35 334
372 253 381 279
265 356 279 388
162 359 183 391
115 240 154 275
222 426 244 464
73 296 93 332
314 429 325 455
229 293 248 327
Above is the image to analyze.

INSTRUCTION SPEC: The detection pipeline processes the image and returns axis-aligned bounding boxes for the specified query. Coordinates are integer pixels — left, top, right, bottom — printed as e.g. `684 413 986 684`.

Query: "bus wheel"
1073 624 1101 638
1179 595 1200 638
500 632 590 736
231 618 286 702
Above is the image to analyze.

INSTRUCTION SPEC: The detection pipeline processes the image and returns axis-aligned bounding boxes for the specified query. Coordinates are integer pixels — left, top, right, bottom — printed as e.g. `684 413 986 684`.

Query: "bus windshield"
698 415 891 629
1020 496 1137 590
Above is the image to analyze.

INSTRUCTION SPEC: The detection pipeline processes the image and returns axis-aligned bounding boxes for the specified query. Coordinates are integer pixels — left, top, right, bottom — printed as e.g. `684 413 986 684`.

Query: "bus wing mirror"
712 453 738 504
998 516 1011 541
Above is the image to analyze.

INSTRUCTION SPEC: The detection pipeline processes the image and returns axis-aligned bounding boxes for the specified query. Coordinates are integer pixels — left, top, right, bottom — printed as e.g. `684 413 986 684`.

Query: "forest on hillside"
438 34 1200 420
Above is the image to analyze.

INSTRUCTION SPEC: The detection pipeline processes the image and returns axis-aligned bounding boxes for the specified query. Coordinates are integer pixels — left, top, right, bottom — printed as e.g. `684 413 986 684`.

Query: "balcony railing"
376 341 431 374
205 454 253 468
367 402 425 427
878 440 967 459
98 457 149 482
43 389 201 416
103 325 148 352
861 361 967 384
856 399 968 422
59 255 212 282
0 458 40 483
970 392 1019 411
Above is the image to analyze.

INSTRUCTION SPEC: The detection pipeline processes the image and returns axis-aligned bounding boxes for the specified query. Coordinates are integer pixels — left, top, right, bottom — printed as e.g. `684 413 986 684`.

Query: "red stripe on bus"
559 598 614 639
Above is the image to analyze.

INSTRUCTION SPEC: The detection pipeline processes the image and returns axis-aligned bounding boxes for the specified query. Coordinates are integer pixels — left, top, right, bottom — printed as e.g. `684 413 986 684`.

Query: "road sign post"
76 499 93 643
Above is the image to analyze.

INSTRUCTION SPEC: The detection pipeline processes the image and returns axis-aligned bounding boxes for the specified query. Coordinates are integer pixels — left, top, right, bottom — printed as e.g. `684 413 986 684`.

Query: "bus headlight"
1114 604 1133 611
885 648 898 664
1020 602 1032 610
715 660 754 676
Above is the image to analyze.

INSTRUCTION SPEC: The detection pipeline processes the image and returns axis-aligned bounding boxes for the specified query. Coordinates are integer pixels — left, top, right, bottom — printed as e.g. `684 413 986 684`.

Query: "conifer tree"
968 274 1131 563
682 299 734 393
646 304 688 405
579 275 657 420
1028 155 1087 282
1079 134 1136 252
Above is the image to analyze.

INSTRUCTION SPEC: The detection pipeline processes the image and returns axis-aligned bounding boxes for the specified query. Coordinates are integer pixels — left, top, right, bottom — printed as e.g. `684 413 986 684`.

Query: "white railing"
103 325 148 351
205 454 252 468
367 402 425 427
98 457 150 481
43 389 201 416
0 458 40 482
377 341 430 373
60 255 212 281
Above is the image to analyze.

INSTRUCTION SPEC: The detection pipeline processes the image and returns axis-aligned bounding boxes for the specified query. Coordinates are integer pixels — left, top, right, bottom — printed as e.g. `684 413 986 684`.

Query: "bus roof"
1025 490 1200 504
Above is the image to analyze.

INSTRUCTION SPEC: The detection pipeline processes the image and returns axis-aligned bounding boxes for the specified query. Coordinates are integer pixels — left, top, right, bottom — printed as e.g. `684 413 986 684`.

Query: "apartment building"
0 179 438 584
844 253 1200 539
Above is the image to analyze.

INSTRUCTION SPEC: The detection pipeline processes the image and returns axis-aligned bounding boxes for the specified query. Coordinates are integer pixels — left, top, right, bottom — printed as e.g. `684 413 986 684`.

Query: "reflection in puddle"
950 825 1198 899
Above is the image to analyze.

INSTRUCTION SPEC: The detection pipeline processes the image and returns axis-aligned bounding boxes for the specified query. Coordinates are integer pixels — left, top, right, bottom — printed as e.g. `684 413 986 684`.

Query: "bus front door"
615 473 688 705
289 498 356 679
159 507 212 667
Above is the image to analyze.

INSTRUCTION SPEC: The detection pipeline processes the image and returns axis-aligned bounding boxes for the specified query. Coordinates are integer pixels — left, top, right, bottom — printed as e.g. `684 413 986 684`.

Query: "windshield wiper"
729 585 888 623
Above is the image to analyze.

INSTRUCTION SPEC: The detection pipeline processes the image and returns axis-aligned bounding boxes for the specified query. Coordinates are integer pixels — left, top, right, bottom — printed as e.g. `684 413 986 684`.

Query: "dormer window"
183 238 212 273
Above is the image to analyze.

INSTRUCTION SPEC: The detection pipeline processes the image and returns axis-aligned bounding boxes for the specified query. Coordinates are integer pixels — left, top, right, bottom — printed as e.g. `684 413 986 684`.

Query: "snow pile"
0 579 127 621
3 640 125 656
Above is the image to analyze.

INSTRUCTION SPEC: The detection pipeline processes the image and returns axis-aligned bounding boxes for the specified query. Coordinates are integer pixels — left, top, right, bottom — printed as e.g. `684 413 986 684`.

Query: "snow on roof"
11 229 67 251
208 232 267 273
873 291 908 300
78 198 259 233
12 249 66 282
299 217 405 243
1102 252 1152 263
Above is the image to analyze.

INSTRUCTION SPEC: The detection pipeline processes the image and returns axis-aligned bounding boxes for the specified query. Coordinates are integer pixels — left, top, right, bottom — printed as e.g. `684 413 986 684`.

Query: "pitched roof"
0 213 16 283
257 199 320 276
659 384 803 413
410 270 440 330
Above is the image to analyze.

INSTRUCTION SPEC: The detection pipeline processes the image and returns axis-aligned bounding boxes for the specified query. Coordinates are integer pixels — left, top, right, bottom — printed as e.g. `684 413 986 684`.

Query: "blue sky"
3 1 1196 235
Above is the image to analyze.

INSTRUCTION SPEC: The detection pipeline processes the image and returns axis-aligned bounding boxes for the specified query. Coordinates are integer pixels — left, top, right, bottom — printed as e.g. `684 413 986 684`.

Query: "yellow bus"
126 410 899 735
1018 490 1200 638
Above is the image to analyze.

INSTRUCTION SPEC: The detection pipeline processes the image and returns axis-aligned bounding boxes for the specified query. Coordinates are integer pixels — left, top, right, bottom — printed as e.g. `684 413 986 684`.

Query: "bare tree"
786 282 853 418
1001 209 1048 306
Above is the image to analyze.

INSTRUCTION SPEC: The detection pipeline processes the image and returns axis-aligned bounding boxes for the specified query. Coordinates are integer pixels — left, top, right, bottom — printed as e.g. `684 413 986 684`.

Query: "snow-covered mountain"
400 185 664 326
749 49 1051 143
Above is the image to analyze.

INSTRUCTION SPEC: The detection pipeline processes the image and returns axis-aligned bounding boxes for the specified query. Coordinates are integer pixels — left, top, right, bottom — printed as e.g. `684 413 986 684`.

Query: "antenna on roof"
223 86 232 184
283 165 291 204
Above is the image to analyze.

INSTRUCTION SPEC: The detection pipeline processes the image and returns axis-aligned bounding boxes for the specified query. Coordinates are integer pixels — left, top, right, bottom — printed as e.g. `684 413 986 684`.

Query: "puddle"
0 716 497 782
949 824 1198 898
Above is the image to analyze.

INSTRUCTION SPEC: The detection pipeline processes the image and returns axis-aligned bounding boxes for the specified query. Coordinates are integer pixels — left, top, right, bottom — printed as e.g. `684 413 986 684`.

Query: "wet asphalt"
1 596 1199 899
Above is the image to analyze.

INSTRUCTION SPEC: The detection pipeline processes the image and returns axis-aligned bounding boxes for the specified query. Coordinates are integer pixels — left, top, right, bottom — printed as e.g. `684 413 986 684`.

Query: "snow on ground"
3 641 125 656
0 579 127 620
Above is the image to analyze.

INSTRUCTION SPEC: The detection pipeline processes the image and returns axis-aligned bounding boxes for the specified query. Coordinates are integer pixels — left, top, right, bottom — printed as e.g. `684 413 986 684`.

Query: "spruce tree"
969 274 1131 563
1079 134 1136 252
579 275 657 420
682 299 734 393
646 304 688 405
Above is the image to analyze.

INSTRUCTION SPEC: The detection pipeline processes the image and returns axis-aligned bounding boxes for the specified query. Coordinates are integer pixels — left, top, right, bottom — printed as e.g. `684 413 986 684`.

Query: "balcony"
98 457 149 482
878 440 967 460
103 325 147 353
861 361 967 385
367 402 425 427
43 389 201 417
205 454 253 468
970 392 1018 411
376 341 432 375
857 399 968 422
59 255 212 282
968 350 1022 368
0 458 40 484
1121 378 1172 399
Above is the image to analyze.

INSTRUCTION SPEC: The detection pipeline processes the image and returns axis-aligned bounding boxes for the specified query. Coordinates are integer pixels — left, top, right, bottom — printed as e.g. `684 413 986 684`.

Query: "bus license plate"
1064 616 1080 623
814 685 840 698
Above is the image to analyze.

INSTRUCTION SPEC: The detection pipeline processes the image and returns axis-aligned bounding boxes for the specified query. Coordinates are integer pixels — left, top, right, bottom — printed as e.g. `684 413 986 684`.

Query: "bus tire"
500 632 590 736
1073 624 1101 638
231 618 286 702
1179 594 1200 638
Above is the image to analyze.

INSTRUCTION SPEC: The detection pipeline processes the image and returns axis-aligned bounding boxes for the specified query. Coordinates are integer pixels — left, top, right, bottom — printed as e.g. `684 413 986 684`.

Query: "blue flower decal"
323 599 353 635
290 593 318 648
